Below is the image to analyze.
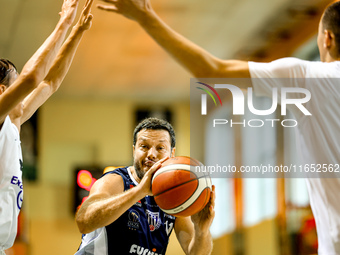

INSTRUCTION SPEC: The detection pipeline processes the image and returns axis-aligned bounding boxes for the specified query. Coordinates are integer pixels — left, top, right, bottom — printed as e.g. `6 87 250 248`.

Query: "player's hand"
59 0 80 25
97 0 153 22
191 185 215 232
75 0 94 31
139 156 169 197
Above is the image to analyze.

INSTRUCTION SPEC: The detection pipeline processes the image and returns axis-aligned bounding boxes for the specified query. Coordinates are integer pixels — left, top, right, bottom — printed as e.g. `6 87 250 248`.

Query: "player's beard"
134 160 145 180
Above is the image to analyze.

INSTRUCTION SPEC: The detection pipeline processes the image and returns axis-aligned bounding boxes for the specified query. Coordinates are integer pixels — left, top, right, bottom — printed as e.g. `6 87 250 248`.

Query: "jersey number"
165 221 174 236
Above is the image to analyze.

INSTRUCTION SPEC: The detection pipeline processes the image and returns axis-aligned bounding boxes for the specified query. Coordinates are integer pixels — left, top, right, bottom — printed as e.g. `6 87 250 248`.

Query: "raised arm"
97 0 250 78
21 0 94 124
0 0 79 124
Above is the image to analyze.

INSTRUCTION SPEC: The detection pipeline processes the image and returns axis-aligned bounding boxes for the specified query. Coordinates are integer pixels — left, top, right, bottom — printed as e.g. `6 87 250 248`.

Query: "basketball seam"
156 175 210 212
167 176 208 210
153 177 199 197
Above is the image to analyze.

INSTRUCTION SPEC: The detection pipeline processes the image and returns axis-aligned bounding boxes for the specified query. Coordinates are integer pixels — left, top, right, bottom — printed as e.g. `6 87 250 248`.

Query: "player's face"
133 129 174 180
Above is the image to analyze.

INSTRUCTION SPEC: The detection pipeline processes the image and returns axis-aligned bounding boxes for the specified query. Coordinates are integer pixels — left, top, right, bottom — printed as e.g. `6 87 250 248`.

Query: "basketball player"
0 0 93 253
97 1 340 254
75 117 215 254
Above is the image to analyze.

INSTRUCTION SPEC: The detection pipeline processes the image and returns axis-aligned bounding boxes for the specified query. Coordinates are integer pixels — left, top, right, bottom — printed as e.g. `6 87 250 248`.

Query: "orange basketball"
151 156 212 217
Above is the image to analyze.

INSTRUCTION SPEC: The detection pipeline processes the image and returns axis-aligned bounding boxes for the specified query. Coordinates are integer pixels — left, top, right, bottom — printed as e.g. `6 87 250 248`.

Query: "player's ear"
170 147 176 157
132 145 135 154
0 85 6 94
324 29 334 48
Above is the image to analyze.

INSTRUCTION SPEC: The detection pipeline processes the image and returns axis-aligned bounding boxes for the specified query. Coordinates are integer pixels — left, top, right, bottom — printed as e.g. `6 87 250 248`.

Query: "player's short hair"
133 117 176 149
0 59 17 87
322 1 340 54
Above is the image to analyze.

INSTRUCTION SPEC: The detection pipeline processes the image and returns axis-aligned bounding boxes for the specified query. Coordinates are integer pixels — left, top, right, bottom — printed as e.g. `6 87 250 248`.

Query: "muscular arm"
21 0 94 124
76 159 167 234
175 185 215 255
175 217 213 255
0 0 79 124
97 0 250 78
76 174 147 234
137 12 250 79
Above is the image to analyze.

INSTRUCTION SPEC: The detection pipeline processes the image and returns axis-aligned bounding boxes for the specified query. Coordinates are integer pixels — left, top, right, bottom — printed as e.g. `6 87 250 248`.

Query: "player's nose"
147 147 157 159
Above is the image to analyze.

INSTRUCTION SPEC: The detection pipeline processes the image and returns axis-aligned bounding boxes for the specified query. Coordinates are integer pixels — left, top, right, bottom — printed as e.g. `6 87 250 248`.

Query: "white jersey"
249 58 340 255
0 116 23 251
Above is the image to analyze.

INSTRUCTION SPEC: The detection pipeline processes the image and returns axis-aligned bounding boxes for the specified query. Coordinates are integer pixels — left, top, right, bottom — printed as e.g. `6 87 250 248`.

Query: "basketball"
151 156 212 217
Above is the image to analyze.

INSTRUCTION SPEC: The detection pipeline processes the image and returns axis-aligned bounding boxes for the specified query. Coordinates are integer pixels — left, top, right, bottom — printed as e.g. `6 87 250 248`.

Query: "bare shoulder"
89 173 125 198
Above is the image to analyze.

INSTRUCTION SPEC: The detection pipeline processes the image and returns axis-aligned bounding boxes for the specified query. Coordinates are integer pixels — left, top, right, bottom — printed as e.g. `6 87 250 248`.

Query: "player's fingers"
149 156 169 174
99 0 117 4
148 164 161 175
154 156 169 168
69 0 80 8
211 185 216 203
209 206 215 219
82 0 94 16
86 14 93 23
159 156 169 164
97 4 118 12
209 185 216 209
83 0 94 15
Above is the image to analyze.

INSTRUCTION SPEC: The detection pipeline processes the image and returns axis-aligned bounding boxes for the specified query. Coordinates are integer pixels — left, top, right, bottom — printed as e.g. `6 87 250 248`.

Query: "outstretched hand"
97 0 153 22
75 0 94 30
59 0 80 25
191 185 216 232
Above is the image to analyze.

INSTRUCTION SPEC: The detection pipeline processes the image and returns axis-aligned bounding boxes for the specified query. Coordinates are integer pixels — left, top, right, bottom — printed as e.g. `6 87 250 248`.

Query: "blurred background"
0 0 336 254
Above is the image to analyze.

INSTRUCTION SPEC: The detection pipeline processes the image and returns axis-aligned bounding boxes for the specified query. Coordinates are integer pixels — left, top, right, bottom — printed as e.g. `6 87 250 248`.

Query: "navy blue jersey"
75 167 176 255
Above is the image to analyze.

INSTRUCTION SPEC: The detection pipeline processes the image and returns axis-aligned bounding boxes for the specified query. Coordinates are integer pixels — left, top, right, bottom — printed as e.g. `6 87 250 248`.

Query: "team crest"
146 209 161 232
127 209 140 230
